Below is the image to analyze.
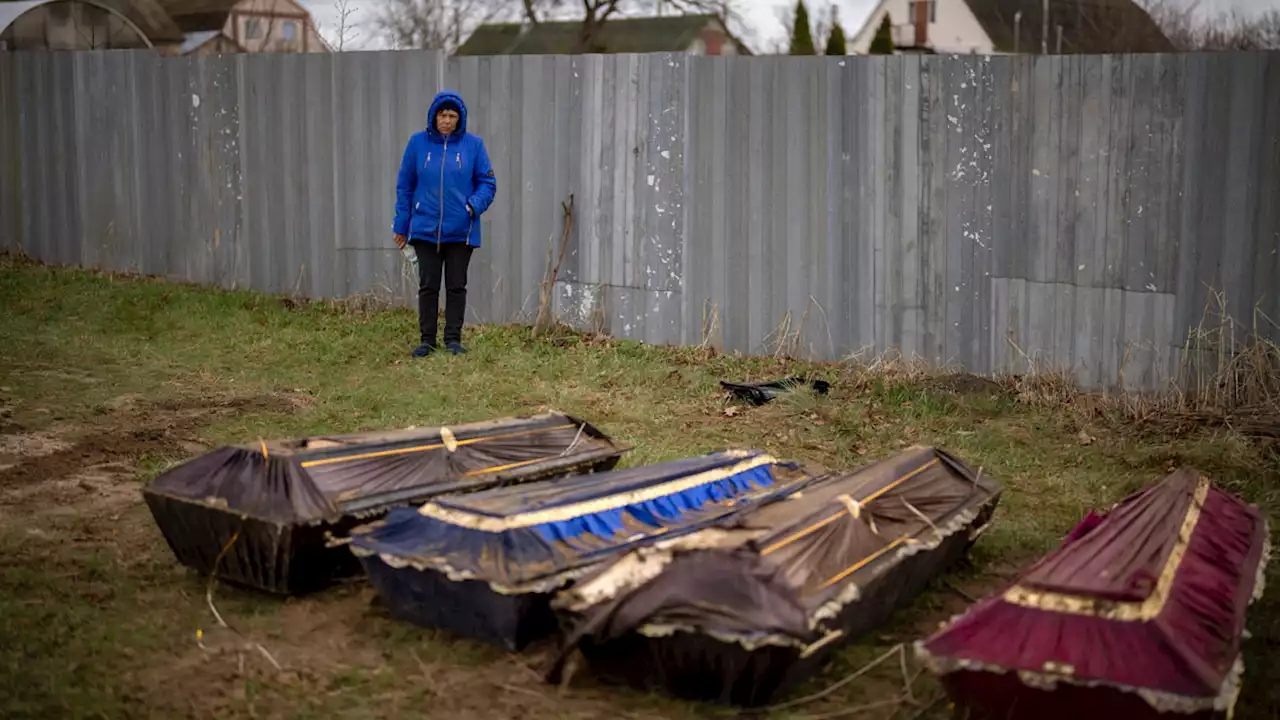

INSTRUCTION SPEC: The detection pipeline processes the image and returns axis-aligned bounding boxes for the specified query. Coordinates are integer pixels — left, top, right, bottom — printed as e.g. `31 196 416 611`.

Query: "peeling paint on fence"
2 50 1278 390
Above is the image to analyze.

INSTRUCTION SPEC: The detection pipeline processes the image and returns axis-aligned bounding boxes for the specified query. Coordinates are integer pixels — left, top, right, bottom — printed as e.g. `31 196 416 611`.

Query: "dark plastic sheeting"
549 446 1002 706
143 412 628 594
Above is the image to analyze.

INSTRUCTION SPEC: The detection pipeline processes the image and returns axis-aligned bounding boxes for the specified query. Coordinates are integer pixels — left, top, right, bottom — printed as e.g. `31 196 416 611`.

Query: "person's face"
436 108 459 135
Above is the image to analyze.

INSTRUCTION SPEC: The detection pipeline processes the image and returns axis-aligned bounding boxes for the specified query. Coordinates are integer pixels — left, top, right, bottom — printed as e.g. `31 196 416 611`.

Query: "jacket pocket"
440 185 471 238
413 188 440 237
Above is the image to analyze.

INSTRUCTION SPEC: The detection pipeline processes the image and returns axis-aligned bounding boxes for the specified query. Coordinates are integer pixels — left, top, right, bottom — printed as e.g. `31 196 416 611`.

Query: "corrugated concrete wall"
2 50 1278 390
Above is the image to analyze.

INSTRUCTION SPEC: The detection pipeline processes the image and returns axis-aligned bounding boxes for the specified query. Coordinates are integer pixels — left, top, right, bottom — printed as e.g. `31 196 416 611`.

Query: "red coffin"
916 469 1270 720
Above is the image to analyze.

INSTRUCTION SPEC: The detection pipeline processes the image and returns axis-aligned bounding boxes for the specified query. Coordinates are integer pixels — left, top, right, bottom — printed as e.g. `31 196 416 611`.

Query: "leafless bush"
325 0 360 51
838 348 940 393
1079 290 1280 439
1152 292 1280 436
1145 0 1280 50
371 0 507 51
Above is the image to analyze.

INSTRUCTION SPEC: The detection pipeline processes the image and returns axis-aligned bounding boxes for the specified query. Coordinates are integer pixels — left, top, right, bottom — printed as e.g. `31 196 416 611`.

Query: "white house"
843 0 1173 55
850 0 994 54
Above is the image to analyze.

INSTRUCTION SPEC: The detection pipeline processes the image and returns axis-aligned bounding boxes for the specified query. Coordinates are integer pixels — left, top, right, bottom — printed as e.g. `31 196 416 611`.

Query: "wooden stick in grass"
533 194 575 340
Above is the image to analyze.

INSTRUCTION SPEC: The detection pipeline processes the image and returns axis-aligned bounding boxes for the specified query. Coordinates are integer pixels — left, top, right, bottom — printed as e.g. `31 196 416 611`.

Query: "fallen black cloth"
720 377 831 405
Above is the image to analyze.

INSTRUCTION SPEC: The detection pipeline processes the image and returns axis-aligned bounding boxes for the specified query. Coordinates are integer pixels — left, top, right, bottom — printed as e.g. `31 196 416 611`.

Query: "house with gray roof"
456 13 751 56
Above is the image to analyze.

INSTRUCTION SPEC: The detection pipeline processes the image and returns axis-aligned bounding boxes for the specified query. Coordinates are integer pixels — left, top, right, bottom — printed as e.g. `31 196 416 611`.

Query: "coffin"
915 469 1271 720
347 450 813 651
142 412 628 595
547 445 1002 707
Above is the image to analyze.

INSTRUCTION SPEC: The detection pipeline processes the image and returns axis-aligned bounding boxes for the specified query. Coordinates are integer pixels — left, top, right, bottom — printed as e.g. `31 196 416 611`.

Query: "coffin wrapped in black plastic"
142 411 629 595
347 450 814 651
546 445 1002 707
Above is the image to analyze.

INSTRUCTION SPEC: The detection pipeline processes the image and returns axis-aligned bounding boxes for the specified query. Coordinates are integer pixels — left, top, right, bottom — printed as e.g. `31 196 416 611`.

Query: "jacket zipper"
436 136 449 250
459 153 471 245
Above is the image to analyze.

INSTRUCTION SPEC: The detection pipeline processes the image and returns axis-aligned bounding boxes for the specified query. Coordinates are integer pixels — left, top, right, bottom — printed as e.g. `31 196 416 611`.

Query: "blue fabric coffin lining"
431 451 770 519
349 460 802 588
532 463 776 543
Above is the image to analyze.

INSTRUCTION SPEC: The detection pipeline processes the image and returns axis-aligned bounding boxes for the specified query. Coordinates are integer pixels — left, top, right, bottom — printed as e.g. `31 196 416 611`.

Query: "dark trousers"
414 241 474 346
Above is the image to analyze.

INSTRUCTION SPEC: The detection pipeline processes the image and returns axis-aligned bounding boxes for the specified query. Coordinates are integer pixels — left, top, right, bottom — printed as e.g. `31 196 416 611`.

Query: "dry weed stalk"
291 263 308 302
1153 292 1280 437
809 294 837 359
747 643 921 718
1003 288 1280 439
997 335 1080 408
838 347 937 393
585 284 609 337
699 299 721 350
766 303 812 359
533 194 574 340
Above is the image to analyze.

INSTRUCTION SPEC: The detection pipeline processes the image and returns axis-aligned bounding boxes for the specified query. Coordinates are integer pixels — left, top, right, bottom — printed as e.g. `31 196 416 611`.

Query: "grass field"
1 253 1276 719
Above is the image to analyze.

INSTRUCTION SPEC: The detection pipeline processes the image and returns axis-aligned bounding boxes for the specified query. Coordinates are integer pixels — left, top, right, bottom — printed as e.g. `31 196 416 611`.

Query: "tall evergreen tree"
869 14 894 54
825 20 847 55
789 0 817 55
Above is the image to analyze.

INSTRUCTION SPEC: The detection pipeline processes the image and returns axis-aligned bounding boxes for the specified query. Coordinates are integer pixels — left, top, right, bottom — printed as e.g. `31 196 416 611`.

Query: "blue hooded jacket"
394 91 497 248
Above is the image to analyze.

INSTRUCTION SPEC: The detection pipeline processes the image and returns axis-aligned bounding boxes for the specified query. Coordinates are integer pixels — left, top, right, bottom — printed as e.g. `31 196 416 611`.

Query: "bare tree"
518 0 746 54
372 0 746 54
370 0 507 51
764 3 795 54
1144 0 1280 50
329 0 360 50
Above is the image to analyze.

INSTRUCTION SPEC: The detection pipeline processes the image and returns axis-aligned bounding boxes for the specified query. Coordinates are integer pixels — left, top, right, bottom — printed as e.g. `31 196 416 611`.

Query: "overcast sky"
302 0 1280 53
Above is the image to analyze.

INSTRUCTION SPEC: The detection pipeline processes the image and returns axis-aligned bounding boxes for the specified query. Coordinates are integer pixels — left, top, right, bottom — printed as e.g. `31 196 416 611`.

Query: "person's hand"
394 234 407 249
466 203 474 217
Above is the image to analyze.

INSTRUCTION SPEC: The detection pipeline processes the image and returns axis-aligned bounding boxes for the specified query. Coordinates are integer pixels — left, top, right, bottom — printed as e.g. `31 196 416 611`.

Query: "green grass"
1 254 1276 719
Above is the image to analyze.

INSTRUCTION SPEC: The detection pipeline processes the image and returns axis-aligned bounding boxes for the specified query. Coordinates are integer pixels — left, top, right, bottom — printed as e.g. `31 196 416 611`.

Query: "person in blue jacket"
394 90 497 357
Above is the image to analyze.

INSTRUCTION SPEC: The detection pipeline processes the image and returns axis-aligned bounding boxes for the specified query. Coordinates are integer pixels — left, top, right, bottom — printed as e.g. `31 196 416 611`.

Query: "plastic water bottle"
401 243 418 267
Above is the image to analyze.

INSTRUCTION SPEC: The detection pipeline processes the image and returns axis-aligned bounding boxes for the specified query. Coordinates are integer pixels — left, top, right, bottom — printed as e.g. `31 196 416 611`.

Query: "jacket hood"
427 90 468 140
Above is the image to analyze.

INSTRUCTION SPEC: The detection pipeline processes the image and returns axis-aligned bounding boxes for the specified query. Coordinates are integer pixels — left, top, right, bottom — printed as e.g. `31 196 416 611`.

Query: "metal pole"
1041 0 1049 54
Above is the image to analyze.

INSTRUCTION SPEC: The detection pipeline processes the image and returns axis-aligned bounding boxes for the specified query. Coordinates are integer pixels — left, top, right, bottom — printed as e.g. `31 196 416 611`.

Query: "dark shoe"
411 343 436 357
445 342 467 355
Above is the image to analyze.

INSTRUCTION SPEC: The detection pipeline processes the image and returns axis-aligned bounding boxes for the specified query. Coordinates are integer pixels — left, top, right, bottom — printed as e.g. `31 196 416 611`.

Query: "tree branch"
522 0 540 24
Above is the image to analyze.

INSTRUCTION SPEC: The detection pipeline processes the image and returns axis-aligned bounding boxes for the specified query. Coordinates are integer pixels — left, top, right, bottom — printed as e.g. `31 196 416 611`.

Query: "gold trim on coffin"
1000 476 1210 622
416 451 775 532
913 639 1247 718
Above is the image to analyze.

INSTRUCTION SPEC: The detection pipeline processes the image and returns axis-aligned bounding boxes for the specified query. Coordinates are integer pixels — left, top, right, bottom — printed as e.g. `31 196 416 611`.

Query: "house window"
245 17 263 39
907 0 937 22
282 21 296 43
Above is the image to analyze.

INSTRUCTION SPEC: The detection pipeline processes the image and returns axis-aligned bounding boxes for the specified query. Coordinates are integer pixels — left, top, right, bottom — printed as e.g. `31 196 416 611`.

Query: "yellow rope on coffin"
761 457 940 556
298 423 576 468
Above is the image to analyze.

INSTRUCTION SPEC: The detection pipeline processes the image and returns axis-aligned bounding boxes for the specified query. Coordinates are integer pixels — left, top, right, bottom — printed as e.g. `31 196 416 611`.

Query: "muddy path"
0 393 303 519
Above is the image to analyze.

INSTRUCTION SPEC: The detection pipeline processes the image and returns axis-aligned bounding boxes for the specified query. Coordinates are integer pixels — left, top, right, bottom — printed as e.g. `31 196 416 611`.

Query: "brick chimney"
701 28 725 55
914 1 929 47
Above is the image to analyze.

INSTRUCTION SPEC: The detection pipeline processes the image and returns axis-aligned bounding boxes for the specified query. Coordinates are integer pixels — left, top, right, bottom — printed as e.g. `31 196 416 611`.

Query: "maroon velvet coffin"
916 469 1271 720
